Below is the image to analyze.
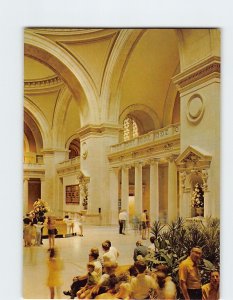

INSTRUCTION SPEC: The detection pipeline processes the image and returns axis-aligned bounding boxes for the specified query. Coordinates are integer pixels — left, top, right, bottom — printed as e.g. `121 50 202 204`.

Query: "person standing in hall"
118 209 127 235
179 247 203 300
47 216 57 250
47 248 64 299
140 209 147 239
33 221 44 246
77 212 84 236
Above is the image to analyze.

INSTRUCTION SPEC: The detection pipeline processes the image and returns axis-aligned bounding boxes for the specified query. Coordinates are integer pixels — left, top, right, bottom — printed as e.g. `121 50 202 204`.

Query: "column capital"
24 177 29 182
134 161 143 168
167 154 179 163
122 164 131 170
109 166 120 173
147 158 160 165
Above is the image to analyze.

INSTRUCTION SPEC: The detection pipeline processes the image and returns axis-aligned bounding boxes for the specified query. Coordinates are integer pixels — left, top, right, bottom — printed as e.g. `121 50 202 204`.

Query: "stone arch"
24 133 30 152
163 63 180 126
65 133 81 159
24 97 51 149
24 30 100 125
52 86 73 149
100 29 145 124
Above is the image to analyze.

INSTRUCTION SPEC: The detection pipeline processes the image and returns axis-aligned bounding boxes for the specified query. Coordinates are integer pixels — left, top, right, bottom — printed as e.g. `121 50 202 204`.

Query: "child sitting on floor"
77 262 98 299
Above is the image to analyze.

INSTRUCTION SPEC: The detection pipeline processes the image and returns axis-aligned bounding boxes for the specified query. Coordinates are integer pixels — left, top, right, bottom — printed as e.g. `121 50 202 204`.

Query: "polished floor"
23 225 145 299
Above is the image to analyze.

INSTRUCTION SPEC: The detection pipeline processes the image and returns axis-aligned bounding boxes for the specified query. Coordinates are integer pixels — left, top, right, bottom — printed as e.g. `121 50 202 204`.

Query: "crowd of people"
24 211 219 299
23 212 85 250
60 241 219 300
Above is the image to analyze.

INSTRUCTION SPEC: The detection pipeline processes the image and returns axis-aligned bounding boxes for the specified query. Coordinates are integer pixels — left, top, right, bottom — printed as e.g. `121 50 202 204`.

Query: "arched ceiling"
119 29 179 126
25 56 56 80
24 28 180 149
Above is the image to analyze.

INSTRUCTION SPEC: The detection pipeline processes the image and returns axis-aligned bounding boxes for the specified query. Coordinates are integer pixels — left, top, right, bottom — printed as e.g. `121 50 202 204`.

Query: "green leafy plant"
146 217 220 298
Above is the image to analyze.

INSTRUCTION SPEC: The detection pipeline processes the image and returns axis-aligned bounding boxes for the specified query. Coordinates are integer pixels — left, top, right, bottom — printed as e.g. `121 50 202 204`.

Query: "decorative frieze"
173 56 220 92
24 75 63 88
56 157 80 175
77 123 122 138
110 123 180 154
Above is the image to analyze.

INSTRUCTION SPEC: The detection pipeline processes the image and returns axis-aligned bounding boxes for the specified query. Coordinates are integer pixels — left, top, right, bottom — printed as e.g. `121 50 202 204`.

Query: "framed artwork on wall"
65 184 80 204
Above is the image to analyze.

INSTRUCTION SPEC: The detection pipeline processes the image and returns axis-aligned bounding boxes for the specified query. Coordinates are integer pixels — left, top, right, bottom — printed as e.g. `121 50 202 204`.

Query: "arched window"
69 138 80 159
123 116 139 141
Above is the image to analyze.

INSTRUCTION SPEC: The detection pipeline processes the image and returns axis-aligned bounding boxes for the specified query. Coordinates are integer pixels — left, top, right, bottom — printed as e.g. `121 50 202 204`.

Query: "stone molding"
176 145 212 172
23 167 45 180
108 135 180 167
186 94 205 124
56 157 80 176
24 76 63 89
41 148 69 155
77 123 122 138
173 56 220 92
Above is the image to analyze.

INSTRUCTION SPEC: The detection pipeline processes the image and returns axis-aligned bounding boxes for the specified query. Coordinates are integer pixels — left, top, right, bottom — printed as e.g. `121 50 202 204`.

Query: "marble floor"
23 225 145 299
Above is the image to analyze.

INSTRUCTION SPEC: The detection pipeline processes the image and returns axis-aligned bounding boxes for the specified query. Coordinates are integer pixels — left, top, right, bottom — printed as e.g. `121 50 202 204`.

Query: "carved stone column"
179 171 192 218
167 155 178 222
149 159 159 221
42 149 67 214
109 167 119 225
40 178 45 200
121 165 129 215
202 169 210 217
134 162 143 217
23 177 29 214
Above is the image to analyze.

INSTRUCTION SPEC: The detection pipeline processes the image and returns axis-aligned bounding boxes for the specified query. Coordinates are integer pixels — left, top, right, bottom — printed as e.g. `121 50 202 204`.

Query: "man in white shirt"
118 209 127 234
104 240 119 261
130 261 157 300
102 242 117 264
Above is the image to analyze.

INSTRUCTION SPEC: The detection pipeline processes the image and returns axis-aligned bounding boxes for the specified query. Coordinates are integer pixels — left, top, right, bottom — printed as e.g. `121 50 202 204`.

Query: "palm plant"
146 217 220 297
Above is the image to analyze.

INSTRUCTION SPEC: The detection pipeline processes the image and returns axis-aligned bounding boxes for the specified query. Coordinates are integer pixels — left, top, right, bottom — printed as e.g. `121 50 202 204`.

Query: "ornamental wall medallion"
186 94 204 124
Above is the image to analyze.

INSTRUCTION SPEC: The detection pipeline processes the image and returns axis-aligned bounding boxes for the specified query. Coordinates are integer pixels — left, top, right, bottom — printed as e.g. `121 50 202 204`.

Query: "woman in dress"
47 248 63 299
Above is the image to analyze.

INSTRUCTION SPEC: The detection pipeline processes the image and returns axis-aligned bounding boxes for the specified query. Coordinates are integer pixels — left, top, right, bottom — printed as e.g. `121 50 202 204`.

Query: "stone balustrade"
24 152 44 164
57 156 80 169
110 123 180 153
23 163 45 170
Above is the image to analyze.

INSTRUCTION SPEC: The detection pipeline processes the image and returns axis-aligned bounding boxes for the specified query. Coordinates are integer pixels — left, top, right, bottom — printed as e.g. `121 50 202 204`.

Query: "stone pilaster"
23 177 29 214
167 155 178 222
121 165 129 215
149 159 159 222
109 167 120 225
41 149 67 215
78 124 120 224
134 162 143 217
173 56 220 218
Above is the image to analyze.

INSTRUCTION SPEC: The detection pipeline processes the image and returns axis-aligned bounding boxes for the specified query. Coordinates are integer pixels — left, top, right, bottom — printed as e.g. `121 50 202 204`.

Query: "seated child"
77 262 98 299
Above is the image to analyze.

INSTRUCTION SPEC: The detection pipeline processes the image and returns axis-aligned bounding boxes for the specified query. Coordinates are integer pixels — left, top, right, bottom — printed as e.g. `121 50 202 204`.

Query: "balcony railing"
110 123 180 154
24 153 44 164
57 156 80 169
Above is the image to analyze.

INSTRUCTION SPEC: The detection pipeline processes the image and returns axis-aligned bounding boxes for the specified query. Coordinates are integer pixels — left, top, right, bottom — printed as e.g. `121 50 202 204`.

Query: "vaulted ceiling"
24 28 180 150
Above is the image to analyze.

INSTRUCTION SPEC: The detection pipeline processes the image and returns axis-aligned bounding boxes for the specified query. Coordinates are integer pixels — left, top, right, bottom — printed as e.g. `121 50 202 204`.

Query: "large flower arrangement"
32 199 50 216
191 183 204 208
